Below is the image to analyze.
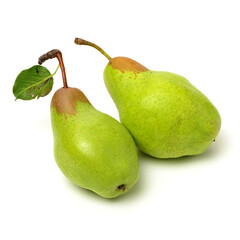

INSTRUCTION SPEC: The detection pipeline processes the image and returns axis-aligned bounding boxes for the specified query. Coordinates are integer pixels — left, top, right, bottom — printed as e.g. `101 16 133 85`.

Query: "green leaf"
13 65 58 100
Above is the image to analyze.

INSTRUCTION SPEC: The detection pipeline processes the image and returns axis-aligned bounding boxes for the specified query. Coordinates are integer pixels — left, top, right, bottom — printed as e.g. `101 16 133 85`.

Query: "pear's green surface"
104 57 221 158
51 87 139 198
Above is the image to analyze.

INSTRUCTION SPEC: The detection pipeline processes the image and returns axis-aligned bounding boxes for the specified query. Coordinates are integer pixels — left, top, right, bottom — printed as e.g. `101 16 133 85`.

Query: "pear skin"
51 87 139 198
103 57 221 158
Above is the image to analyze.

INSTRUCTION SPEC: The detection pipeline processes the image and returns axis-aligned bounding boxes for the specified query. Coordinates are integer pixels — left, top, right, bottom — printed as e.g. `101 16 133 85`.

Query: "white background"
1 1 239 239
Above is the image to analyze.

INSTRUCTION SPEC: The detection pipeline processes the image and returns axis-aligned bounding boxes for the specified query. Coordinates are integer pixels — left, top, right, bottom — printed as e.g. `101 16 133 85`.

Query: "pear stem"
74 38 111 60
38 49 68 88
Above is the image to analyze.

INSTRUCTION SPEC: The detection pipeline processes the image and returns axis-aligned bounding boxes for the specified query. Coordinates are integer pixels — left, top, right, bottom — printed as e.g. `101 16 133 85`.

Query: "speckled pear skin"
104 57 221 158
51 87 139 198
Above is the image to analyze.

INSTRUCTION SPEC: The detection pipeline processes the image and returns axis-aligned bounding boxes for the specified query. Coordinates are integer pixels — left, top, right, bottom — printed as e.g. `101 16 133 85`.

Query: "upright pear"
75 38 221 158
39 50 139 198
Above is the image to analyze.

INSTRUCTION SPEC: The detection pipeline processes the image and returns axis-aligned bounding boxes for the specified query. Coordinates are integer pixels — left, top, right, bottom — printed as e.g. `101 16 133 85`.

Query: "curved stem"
74 38 111 60
38 49 68 88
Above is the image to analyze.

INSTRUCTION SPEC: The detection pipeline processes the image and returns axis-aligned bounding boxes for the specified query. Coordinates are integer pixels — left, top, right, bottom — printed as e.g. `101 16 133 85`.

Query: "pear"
75 38 221 158
39 50 139 198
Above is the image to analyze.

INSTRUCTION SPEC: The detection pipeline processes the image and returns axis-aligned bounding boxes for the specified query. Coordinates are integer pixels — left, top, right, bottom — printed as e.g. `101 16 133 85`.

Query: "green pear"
40 50 139 198
75 38 221 158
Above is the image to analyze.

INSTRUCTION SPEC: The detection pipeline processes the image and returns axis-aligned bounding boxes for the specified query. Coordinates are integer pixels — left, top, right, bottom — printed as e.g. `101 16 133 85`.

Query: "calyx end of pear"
116 184 127 192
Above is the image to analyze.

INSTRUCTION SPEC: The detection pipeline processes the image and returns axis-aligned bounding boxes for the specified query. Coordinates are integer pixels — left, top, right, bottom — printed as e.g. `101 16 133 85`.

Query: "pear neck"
51 87 91 115
108 57 148 73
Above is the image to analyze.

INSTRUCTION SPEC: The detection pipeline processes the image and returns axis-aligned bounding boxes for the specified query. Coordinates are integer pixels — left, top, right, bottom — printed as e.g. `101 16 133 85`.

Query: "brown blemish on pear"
108 57 148 73
51 87 91 115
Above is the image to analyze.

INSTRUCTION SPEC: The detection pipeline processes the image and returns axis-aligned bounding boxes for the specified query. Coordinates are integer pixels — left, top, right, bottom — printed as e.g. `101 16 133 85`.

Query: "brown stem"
74 38 111 60
38 49 68 88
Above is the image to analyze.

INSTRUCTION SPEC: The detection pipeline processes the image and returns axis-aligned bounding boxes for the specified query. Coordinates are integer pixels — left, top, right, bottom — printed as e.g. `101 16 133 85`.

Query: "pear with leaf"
75 38 221 158
13 49 139 198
